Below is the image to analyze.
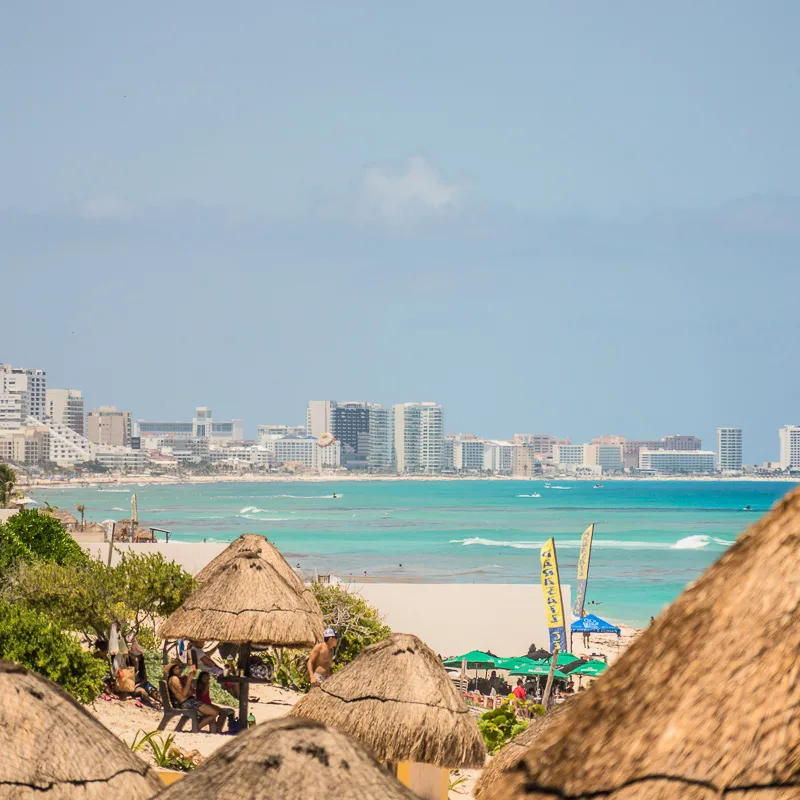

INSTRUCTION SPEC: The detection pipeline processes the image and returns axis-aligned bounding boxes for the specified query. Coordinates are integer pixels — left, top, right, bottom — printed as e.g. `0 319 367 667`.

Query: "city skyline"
1 359 793 465
2 3 800 466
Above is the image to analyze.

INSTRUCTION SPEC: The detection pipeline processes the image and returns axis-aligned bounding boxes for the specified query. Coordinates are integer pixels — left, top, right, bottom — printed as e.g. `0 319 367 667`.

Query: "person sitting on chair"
165 662 224 733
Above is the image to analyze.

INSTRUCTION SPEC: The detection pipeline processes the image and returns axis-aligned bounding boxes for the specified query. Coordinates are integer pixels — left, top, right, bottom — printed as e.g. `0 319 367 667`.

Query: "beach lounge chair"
157 680 199 733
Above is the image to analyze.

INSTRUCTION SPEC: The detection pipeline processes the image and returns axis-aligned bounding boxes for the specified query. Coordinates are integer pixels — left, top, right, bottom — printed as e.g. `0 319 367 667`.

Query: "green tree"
6 551 196 643
75 504 86 530
0 601 106 703
0 508 87 581
0 464 15 508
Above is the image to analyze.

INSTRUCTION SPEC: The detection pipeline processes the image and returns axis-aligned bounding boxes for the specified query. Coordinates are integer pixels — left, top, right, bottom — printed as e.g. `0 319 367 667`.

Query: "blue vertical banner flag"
572 524 595 619
540 537 567 653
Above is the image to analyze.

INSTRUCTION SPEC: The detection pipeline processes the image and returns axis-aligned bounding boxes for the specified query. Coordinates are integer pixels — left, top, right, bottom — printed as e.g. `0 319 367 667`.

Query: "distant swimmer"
332 493 337 499
743 505 752 511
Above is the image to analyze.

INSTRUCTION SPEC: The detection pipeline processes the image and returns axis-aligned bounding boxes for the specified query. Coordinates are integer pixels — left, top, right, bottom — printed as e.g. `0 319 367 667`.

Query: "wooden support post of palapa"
542 647 559 709
238 642 252 729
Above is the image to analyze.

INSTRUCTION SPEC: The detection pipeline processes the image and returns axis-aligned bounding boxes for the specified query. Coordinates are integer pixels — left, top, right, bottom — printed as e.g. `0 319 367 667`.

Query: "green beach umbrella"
570 660 608 677
508 663 569 681
442 650 499 669
493 657 532 671
544 651 580 666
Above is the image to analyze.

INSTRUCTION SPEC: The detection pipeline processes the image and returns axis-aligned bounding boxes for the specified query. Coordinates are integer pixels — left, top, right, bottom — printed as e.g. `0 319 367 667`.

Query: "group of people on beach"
91 629 340 734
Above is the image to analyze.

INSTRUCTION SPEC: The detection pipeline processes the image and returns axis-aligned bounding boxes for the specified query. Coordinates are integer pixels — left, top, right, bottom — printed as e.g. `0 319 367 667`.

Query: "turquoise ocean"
32 479 796 626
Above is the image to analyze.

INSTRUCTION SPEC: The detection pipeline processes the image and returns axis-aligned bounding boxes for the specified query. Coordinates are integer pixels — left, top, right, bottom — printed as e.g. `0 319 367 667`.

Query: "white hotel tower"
717 427 743 472
393 402 444 473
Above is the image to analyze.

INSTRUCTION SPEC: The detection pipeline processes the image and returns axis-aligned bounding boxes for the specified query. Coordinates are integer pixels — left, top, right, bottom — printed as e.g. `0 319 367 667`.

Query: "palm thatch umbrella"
159 534 323 724
195 533 277 582
159 534 322 646
485 486 800 800
158 716 418 799
44 508 78 529
473 704 569 799
292 632 485 796
1 660 163 798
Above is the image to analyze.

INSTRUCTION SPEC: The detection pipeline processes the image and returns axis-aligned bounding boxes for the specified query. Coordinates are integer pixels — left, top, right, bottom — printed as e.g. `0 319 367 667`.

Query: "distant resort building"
639 449 716 473
717 427 743 473
778 425 800 471
135 407 243 444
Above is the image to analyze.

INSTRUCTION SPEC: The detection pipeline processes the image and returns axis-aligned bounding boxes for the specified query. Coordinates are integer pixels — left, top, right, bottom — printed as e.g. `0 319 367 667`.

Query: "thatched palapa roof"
195 533 278 582
486 486 800 800
473 703 570 799
158 716 418 800
43 508 78 528
159 534 323 646
0 660 162 799
292 632 486 768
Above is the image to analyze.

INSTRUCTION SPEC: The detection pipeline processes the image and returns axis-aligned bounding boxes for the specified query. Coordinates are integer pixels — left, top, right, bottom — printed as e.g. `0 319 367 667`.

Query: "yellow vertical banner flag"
540 537 567 653
131 493 138 526
572 524 595 619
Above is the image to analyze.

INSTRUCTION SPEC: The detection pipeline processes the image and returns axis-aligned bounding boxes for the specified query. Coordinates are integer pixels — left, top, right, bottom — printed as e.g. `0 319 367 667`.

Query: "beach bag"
115 666 136 693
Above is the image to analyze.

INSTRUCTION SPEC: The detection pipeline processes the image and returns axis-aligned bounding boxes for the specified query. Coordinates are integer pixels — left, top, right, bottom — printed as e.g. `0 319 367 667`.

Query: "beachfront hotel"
717 427 743 472
87 406 132 447
779 425 800 470
134 407 244 444
639 449 716 473
0 363 47 428
393 402 444 473
46 388 84 436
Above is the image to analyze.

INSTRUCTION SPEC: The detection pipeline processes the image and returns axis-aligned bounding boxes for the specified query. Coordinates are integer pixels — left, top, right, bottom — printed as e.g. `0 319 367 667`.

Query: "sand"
87 681 300 761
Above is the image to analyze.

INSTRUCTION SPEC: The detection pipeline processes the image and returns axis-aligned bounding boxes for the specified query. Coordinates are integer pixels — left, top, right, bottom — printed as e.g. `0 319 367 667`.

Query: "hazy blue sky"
2 1 799 461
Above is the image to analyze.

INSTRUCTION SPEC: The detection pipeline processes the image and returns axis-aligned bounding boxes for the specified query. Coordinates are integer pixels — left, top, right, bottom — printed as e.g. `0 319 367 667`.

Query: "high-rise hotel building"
393 402 444 473
717 427 743 472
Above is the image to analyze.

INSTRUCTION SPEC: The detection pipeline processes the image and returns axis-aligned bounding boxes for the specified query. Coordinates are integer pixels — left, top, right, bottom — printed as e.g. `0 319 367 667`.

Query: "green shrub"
478 702 530 754
0 509 86 580
0 601 106 703
6 551 195 643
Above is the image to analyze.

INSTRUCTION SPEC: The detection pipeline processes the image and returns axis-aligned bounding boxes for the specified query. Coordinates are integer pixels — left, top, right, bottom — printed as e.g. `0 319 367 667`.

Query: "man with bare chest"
308 628 338 686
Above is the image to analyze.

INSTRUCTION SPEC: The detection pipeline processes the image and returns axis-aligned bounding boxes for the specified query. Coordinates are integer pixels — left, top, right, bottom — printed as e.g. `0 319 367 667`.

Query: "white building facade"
553 444 585 466
639 449 716 473
47 389 84 436
583 444 624 472
453 438 485 471
717 427 743 472
393 402 444 473
0 364 47 427
367 406 394 470
306 400 336 439
273 435 341 469
483 441 515 474
779 425 800 470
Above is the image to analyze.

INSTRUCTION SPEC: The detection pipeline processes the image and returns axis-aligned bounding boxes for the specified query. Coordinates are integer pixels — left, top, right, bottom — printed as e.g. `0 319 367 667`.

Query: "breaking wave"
671 535 735 550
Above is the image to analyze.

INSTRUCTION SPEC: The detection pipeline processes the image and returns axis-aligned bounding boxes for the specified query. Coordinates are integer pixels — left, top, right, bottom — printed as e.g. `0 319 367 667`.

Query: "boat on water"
593 483 604 489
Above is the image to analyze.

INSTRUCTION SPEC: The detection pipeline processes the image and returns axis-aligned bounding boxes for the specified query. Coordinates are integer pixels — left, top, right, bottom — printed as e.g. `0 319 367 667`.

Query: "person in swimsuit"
165 662 226 732
307 628 338 686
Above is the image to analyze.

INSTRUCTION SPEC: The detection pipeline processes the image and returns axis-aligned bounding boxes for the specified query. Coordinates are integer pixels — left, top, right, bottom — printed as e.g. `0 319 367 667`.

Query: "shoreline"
23 473 799 489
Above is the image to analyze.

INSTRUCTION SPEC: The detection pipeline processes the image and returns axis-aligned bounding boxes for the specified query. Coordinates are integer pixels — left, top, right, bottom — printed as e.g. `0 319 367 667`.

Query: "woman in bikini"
165 663 225 732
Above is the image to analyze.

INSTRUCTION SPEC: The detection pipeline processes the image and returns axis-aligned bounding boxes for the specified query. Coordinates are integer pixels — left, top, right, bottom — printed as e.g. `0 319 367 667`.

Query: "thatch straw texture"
486 486 800 799
473 704 569 799
159 534 323 646
292 632 486 768
195 533 277 582
157 716 419 800
44 508 78 528
0 660 162 799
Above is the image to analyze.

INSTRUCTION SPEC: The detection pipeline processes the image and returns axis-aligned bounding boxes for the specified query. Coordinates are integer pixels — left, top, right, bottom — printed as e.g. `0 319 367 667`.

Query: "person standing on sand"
308 628 337 686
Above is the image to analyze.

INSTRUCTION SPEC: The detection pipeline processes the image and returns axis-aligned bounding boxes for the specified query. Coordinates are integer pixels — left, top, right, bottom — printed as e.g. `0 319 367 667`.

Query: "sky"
1 1 799 462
